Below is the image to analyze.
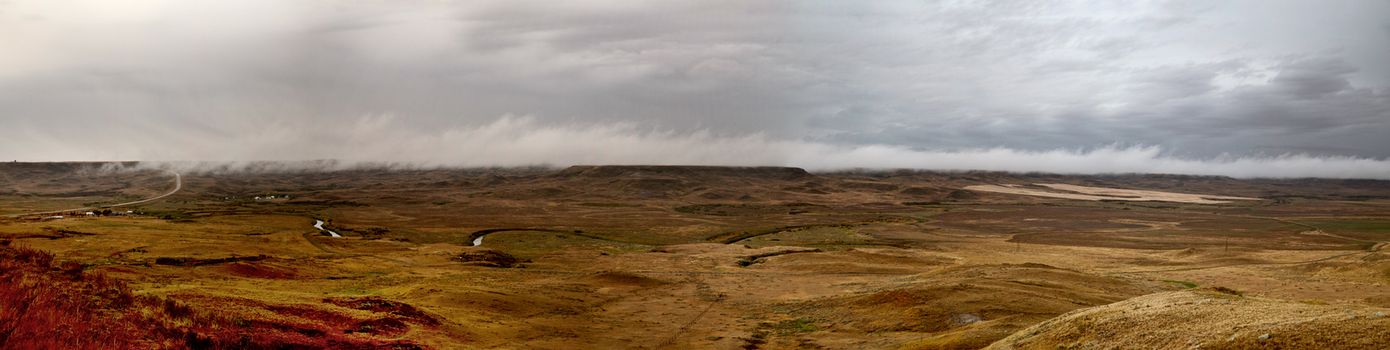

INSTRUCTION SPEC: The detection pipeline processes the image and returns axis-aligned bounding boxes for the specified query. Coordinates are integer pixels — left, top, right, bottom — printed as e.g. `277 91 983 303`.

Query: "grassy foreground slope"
2 163 1390 349
986 289 1390 349
0 242 426 349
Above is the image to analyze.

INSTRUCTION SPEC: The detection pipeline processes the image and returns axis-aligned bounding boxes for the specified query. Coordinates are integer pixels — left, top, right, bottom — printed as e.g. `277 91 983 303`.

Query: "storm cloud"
2 0 1388 178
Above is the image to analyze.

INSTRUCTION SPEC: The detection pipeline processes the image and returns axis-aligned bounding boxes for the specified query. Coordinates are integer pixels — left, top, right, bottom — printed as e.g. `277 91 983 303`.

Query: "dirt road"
6 172 181 218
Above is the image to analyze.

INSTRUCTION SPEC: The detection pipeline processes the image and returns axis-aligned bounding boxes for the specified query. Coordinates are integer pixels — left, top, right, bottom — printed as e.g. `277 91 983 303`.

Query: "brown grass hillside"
986 289 1390 349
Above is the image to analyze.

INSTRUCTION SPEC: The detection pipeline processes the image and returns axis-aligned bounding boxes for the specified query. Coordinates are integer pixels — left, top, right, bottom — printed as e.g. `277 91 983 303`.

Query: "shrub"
0 244 427 349
1211 286 1244 296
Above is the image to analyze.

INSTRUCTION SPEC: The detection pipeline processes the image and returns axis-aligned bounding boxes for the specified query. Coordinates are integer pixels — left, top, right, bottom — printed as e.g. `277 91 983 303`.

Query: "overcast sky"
2 1 1388 177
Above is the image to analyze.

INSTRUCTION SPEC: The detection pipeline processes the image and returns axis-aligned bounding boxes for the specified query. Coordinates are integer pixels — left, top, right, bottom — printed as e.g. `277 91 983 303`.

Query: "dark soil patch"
2 228 101 240
586 271 669 287
224 262 298 279
154 255 268 267
676 203 825 216
736 248 823 267
453 249 528 268
900 186 946 196
708 223 863 244
947 189 979 200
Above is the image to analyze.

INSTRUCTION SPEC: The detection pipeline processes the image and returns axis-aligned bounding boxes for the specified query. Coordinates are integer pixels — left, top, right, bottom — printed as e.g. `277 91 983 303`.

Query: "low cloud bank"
792 145 1390 179
61 116 1381 179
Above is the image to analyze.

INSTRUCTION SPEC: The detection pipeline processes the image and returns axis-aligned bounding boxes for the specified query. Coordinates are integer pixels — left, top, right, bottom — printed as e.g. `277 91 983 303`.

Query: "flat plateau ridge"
1 163 1389 349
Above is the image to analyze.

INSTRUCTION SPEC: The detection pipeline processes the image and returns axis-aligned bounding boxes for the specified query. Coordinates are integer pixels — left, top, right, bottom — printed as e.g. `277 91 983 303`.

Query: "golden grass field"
3 163 1389 349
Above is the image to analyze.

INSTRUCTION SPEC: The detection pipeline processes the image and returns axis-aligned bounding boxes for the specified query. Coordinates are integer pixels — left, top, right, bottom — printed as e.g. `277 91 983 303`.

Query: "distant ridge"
557 165 811 180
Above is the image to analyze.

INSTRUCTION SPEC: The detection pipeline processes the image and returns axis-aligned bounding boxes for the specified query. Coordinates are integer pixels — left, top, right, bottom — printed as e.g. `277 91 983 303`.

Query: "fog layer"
73 116 1389 179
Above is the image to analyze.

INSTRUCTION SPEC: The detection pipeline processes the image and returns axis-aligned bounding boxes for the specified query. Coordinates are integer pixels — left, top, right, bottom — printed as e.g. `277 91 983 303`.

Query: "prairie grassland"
2 163 1390 349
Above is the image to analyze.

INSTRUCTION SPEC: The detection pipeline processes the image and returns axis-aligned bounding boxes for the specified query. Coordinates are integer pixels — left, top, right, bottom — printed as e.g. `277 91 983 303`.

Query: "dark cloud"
1 0 1388 177
1271 58 1358 99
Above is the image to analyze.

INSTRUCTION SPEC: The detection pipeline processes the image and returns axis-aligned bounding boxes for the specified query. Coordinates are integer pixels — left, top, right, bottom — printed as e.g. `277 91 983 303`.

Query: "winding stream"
313 220 342 238
466 228 600 247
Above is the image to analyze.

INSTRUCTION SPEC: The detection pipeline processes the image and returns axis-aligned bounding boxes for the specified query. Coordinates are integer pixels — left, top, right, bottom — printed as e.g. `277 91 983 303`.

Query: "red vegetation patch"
0 244 428 349
224 262 298 279
262 302 362 329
